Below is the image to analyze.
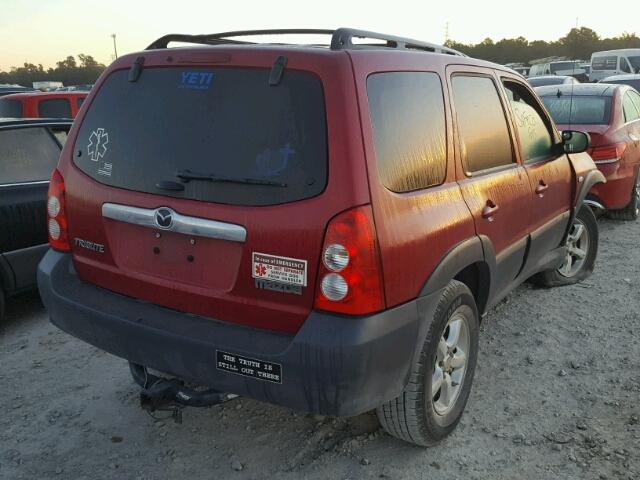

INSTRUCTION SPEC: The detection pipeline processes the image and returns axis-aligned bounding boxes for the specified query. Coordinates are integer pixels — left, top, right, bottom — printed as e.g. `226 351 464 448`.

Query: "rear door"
0 125 65 289
500 76 572 271
448 67 532 303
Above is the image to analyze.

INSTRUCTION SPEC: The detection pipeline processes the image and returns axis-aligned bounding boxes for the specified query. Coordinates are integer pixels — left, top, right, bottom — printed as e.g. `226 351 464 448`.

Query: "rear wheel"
376 280 479 446
532 204 598 287
608 174 639 221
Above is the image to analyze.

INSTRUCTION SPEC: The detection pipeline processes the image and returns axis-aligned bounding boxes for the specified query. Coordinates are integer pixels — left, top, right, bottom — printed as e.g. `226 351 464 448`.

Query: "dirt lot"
1 217 638 480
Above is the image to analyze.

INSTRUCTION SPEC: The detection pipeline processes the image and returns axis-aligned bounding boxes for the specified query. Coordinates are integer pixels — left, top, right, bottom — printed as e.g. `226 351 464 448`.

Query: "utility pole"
111 34 118 59
444 22 450 44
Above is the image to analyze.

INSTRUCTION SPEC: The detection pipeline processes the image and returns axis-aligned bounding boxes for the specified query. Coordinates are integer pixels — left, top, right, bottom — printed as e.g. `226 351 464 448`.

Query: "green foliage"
0 54 106 87
445 27 640 64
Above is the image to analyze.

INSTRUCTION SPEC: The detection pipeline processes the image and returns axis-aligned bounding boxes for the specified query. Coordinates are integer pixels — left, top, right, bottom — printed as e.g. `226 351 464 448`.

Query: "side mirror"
561 130 591 154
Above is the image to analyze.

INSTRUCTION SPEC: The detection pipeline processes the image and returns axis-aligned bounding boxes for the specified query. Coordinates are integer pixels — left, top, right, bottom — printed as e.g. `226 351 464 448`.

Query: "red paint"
0 91 88 118
57 46 598 334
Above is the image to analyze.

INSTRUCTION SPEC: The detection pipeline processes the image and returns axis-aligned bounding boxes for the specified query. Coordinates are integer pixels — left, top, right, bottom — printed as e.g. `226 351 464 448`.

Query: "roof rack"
145 28 466 57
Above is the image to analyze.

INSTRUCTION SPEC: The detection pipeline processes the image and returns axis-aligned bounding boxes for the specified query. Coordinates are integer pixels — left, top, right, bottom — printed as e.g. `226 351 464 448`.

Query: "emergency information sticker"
216 350 282 384
252 252 307 287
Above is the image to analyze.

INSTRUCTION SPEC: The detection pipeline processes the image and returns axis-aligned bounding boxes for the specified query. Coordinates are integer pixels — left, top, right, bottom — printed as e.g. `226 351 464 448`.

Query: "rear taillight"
47 169 70 252
314 205 385 315
590 143 627 164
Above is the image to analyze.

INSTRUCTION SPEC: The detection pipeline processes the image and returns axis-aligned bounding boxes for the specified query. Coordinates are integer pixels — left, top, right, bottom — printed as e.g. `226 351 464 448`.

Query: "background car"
0 91 87 119
527 75 580 87
590 48 640 82
0 118 72 321
536 83 640 219
601 74 640 91
0 84 35 97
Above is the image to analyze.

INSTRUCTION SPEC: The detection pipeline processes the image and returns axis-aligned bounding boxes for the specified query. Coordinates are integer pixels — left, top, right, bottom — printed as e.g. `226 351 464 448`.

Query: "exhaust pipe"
130 363 237 413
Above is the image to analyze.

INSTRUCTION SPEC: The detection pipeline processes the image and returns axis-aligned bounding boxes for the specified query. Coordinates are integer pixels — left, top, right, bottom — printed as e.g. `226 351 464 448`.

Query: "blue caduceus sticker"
179 71 214 90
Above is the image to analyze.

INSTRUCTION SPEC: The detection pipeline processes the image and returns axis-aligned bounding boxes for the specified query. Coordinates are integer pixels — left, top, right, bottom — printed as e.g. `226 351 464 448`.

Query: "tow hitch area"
130 363 237 423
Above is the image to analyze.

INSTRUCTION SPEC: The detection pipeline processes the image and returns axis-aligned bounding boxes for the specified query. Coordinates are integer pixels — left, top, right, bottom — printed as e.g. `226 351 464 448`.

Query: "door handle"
535 181 549 196
481 200 499 220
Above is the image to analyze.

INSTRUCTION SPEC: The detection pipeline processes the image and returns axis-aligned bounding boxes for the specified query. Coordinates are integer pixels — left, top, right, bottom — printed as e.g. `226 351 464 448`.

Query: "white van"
590 49 640 82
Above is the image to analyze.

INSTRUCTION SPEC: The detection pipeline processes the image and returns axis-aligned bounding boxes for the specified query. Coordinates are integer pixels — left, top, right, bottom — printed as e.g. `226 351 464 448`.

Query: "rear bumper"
38 250 439 416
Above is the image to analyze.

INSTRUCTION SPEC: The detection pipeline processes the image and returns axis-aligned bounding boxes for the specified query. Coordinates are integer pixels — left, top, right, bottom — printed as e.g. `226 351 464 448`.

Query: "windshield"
529 77 567 87
74 67 327 206
550 62 580 73
629 56 640 73
607 79 640 90
540 95 612 125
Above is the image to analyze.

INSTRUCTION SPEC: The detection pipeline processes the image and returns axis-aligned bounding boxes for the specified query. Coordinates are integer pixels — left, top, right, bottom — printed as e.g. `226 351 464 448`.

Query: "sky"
1 0 639 71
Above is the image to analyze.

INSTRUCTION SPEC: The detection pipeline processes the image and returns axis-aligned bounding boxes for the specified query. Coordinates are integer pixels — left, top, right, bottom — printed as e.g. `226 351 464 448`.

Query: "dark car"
38 28 603 447
0 84 35 97
536 83 640 220
0 118 72 320
0 91 88 119
601 74 640 92
527 75 580 87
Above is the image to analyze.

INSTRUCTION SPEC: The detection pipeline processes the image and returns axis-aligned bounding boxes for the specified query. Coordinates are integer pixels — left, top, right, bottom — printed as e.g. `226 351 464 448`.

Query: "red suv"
0 91 88 119
537 83 640 220
38 29 604 446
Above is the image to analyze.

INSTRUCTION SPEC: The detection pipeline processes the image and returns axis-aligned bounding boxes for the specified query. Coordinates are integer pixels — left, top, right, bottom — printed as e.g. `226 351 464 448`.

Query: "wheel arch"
419 236 494 316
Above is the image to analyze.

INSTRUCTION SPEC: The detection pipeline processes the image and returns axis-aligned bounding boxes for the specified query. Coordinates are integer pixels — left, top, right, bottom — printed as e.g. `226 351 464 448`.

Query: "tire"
608 174 639 221
376 280 479 447
532 204 598 287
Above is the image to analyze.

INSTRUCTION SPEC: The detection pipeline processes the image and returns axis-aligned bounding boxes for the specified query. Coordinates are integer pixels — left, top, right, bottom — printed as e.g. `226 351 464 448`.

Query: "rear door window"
38 99 72 118
451 75 515 173
74 68 327 206
0 127 61 184
367 72 447 192
0 99 23 117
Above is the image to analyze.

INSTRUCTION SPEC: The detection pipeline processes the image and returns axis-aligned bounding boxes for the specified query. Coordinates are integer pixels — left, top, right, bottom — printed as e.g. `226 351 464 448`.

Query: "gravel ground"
1 217 638 480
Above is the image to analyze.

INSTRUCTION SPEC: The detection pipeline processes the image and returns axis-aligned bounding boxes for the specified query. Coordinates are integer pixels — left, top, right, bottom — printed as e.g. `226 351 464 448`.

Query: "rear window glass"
74 68 327 206
0 99 23 117
77 97 85 108
528 77 567 87
592 56 617 70
367 72 447 192
540 95 612 125
0 127 61 184
606 79 640 91
38 99 72 118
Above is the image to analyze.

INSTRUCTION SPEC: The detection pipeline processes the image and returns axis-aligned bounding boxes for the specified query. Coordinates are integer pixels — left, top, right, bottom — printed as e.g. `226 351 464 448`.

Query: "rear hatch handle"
102 203 247 242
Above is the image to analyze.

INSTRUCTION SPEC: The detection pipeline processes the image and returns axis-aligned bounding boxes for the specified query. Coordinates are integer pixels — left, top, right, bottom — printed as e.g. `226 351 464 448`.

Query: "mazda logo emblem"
154 207 174 229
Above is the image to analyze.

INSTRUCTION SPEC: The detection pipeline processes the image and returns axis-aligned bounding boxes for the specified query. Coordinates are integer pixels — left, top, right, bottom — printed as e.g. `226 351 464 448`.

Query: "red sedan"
537 83 640 220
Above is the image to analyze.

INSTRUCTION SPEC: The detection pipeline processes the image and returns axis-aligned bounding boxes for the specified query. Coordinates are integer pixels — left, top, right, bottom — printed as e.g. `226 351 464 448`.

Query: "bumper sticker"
216 350 282 384
252 252 307 287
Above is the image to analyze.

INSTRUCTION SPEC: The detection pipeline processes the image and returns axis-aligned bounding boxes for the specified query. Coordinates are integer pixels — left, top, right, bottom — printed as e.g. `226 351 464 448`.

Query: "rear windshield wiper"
175 169 287 187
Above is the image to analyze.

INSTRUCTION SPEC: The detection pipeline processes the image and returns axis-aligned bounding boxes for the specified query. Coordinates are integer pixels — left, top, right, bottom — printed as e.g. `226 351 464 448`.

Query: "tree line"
445 27 640 65
2 27 640 87
0 54 106 87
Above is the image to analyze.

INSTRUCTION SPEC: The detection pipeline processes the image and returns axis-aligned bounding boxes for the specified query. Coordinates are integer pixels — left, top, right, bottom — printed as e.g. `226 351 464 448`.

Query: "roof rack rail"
145 28 466 57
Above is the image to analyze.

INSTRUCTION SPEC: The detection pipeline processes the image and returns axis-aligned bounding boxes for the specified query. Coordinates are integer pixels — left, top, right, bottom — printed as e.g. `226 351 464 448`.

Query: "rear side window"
623 92 640 122
540 95 612 125
452 75 514 173
592 56 617 70
74 68 327 206
0 99 23 117
367 72 447 192
0 127 61 184
38 99 72 118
